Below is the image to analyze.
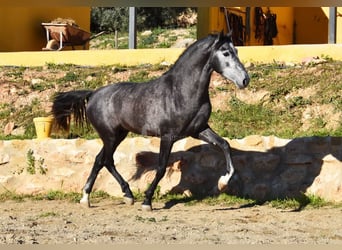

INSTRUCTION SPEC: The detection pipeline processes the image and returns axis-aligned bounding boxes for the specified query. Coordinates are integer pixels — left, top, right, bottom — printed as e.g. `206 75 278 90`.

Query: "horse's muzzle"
241 75 250 89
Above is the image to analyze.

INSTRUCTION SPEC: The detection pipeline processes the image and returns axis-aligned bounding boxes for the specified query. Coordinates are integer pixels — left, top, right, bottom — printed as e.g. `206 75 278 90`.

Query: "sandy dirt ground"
0 199 341 244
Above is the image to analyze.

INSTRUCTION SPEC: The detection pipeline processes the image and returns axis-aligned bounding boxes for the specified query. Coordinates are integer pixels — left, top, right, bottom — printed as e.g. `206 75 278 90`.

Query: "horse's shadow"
131 136 342 210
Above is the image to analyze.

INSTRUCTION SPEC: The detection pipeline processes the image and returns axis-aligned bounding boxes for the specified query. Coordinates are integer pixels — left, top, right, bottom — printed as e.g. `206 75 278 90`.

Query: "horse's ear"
214 30 224 41
213 30 224 44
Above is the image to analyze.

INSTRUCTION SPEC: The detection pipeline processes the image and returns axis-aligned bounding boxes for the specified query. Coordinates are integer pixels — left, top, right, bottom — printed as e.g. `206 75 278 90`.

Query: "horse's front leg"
196 127 234 192
142 136 174 211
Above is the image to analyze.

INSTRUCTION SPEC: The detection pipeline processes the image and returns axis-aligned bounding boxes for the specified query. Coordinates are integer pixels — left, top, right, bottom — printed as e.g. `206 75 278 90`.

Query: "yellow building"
0 6 340 52
0 7 90 51
198 7 342 45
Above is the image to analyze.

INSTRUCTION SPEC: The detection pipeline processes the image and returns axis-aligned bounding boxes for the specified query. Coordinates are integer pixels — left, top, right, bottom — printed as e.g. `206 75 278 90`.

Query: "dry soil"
0 199 341 244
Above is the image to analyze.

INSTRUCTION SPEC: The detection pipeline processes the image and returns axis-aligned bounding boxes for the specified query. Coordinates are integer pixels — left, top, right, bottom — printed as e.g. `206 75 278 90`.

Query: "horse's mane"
169 34 219 70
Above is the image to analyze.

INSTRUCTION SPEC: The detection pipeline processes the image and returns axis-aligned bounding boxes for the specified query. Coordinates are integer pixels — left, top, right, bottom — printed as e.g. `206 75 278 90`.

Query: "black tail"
51 90 93 131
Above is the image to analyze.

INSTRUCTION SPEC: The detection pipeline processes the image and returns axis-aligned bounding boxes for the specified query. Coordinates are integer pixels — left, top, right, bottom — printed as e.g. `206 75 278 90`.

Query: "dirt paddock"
0 199 341 244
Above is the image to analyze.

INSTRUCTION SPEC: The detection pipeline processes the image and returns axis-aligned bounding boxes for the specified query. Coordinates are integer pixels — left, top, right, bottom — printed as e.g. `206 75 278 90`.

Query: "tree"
91 7 129 33
91 7 196 33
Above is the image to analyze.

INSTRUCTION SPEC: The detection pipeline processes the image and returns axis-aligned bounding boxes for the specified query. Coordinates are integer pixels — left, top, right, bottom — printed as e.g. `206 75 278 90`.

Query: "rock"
171 38 195 48
251 183 269 201
0 136 341 202
10 87 17 94
307 159 342 202
0 154 10 165
85 76 93 82
243 135 263 147
11 127 25 136
232 155 249 171
280 167 307 185
3 122 15 135
31 78 43 85
252 153 280 173
141 30 152 36
160 61 171 66
236 89 270 105
302 56 327 65
285 154 312 165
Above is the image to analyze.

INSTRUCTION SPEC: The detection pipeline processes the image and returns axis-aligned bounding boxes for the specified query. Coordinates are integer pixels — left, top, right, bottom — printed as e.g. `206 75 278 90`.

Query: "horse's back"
85 81 154 133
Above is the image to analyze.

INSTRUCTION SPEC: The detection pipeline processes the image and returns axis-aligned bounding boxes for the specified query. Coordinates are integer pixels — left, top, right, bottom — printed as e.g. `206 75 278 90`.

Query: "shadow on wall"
132 136 342 205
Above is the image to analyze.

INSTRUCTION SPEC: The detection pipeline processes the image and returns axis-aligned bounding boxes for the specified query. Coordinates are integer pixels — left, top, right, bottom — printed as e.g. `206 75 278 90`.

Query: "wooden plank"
0 0 340 7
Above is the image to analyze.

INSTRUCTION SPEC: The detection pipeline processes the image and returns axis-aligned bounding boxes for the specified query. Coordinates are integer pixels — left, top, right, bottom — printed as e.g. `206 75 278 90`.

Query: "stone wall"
0 135 341 202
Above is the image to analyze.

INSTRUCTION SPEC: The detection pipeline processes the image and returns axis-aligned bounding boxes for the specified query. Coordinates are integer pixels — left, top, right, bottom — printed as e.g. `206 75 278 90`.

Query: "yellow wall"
0 7 90 52
294 7 328 44
198 7 342 45
1 44 342 67
247 7 294 45
197 7 231 39
198 7 294 45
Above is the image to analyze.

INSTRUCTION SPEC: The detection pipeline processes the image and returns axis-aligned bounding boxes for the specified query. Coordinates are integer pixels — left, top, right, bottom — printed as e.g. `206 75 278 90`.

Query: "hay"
51 18 79 27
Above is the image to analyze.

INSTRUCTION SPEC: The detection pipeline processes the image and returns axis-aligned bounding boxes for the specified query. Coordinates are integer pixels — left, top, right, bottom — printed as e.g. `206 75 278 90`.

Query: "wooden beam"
0 0 340 7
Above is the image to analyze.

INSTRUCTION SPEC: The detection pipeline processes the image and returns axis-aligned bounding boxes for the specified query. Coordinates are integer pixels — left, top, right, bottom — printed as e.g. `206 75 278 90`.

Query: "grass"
267 194 336 210
209 60 342 139
210 97 293 138
0 190 112 203
89 26 197 49
0 31 341 140
0 189 339 210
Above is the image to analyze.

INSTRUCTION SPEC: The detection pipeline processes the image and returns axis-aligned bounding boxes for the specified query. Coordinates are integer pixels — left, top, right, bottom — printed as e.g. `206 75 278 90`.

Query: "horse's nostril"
243 78 249 87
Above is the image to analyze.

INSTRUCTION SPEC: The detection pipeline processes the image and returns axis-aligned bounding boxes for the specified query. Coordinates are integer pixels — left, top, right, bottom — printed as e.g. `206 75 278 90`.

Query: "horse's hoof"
80 198 90 208
218 176 228 191
80 191 90 207
141 204 152 212
124 197 134 205
218 182 227 191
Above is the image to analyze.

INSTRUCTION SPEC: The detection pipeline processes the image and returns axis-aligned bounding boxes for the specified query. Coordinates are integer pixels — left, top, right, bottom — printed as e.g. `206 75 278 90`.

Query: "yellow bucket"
33 117 54 139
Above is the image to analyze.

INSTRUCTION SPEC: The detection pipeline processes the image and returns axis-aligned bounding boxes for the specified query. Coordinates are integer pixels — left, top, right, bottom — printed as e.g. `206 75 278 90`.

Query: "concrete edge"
0 44 341 67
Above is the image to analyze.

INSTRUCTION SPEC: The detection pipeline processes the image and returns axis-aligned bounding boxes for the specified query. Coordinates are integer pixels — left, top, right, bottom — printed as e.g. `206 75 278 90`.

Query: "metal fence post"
129 7 137 49
328 7 337 44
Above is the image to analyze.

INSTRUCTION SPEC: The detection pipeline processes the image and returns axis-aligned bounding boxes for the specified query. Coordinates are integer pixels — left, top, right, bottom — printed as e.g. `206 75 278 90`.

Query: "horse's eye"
223 51 229 57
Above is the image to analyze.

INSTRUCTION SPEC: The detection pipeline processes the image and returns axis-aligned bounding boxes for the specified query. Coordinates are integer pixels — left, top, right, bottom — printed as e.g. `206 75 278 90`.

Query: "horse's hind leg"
102 131 134 205
80 147 105 207
104 158 134 205
80 130 133 207
195 127 235 192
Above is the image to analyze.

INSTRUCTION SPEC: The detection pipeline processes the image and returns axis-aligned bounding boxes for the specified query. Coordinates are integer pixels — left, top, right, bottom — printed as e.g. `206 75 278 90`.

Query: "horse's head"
210 32 250 89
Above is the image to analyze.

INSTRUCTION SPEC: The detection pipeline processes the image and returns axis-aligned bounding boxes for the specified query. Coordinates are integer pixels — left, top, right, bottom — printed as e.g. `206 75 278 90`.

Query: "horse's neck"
168 51 212 98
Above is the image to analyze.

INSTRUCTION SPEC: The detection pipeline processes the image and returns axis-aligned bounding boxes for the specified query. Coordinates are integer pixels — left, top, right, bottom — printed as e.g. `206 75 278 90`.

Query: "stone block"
280 167 307 186
251 183 270 201
0 136 340 202
285 154 313 165
0 154 10 165
252 153 280 173
199 153 224 169
232 155 249 171
243 135 264 147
